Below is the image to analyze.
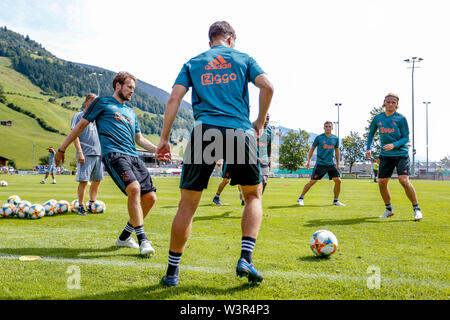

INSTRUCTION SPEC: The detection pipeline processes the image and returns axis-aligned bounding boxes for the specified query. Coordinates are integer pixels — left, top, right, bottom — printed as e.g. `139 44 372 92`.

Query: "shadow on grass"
304 217 412 227
70 282 258 300
268 204 333 209
0 245 147 260
297 255 332 263
161 203 223 209
193 211 240 222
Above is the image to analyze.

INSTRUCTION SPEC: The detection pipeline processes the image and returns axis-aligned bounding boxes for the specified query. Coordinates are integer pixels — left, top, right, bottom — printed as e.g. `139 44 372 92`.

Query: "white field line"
0 253 448 289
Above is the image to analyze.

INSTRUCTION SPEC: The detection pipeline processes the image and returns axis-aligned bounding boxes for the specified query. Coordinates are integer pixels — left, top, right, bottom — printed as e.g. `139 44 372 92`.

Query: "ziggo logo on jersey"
201 73 237 85
380 127 395 134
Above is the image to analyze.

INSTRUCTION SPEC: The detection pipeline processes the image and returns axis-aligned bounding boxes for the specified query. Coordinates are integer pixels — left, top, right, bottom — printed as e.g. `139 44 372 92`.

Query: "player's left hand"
383 143 394 151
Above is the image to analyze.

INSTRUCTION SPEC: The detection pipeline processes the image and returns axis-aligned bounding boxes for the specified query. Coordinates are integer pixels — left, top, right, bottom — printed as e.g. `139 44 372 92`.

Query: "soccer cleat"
78 206 87 216
333 201 346 207
297 198 304 206
236 258 263 284
213 197 223 205
139 240 155 256
116 237 139 249
52 181 56 184
379 210 394 218
40 180 45 184
86 202 94 213
161 269 179 287
414 209 423 221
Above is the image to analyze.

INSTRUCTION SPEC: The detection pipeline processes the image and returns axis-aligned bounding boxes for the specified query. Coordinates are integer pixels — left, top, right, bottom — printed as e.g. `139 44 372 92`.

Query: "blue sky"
1 0 449 161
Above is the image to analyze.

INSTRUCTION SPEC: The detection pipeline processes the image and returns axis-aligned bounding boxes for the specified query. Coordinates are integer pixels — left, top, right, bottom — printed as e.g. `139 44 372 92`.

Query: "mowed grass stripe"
1 253 448 290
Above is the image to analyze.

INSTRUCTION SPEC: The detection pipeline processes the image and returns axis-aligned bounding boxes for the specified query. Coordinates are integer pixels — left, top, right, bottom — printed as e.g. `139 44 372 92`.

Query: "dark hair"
84 93 97 103
208 21 236 42
112 72 137 90
324 121 333 126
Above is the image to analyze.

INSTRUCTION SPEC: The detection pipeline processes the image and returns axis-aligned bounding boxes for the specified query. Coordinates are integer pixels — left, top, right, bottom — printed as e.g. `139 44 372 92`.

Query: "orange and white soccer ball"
56 200 70 214
15 200 31 218
70 200 80 213
43 200 57 216
8 195 21 206
310 230 338 257
28 204 45 219
91 200 106 214
1 203 15 218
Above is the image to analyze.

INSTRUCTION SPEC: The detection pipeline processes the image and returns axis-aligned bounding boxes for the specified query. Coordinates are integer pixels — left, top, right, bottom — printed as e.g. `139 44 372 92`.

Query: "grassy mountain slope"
0 57 186 169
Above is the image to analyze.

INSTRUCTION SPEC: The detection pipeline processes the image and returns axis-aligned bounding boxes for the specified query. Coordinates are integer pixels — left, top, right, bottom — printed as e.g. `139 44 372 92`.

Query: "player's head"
324 121 333 133
47 146 54 152
374 159 378 163
113 72 137 102
264 113 270 128
209 21 236 48
383 93 399 111
83 93 97 111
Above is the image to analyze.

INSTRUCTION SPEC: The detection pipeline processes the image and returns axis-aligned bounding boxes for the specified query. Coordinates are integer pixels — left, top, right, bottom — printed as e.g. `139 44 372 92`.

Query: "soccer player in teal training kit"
297 121 345 206
55 72 159 255
156 21 274 287
366 93 423 221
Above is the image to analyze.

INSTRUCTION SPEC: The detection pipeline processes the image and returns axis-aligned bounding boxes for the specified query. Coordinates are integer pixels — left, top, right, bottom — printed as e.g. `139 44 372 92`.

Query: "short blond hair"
84 93 97 104
383 93 399 109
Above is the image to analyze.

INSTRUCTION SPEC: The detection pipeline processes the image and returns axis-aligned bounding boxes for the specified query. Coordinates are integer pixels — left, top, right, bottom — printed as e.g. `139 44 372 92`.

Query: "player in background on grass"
71 93 103 216
156 21 274 287
213 160 245 206
372 159 379 183
366 93 423 221
40 147 57 184
297 121 345 207
257 113 273 195
55 72 158 255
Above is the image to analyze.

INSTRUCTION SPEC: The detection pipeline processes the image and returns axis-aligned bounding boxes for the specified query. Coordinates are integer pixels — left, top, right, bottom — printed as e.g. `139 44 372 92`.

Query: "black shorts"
102 152 156 196
180 124 262 191
311 164 340 180
379 155 410 178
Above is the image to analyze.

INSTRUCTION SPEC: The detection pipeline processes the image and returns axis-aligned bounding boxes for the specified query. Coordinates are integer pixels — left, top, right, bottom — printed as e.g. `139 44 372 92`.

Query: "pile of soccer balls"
0 180 8 187
1 195 106 219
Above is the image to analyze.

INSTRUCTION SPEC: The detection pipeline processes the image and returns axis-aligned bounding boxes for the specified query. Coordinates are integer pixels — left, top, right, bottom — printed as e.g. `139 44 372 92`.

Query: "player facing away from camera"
213 160 245 206
71 93 103 216
156 21 274 287
55 72 159 255
297 121 345 207
366 93 423 221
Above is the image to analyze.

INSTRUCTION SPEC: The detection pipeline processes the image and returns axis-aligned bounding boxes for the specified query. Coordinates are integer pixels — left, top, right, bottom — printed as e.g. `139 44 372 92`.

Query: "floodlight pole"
90 72 103 96
423 101 431 174
404 57 423 177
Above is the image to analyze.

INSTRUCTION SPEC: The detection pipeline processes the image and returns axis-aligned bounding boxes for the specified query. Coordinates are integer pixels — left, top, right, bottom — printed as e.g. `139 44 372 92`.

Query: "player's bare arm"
73 137 85 165
135 132 157 153
55 118 90 165
252 74 274 137
156 84 187 161
306 146 316 169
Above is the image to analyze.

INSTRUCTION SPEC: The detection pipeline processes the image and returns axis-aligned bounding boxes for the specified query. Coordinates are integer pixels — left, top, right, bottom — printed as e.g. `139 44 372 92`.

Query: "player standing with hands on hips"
55 72 159 255
366 93 423 221
156 21 274 287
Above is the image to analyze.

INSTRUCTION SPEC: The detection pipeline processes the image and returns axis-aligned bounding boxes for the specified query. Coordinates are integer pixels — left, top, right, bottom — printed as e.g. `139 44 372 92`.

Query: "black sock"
413 204 420 211
334 198 339 203
134 225 148 245
299 195 304 200
215 193 220 198
167 251 182 276
119 222 134 241
240 237 256 263
385 203 393 212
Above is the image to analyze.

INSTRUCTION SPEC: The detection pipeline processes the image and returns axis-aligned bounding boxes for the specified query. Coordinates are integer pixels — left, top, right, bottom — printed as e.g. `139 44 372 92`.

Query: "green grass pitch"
0 175 449 300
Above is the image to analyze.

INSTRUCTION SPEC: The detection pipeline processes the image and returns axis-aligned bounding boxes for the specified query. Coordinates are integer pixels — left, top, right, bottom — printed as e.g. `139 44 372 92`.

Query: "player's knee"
143 191 157 204
398 176 409 187
126 183 141 197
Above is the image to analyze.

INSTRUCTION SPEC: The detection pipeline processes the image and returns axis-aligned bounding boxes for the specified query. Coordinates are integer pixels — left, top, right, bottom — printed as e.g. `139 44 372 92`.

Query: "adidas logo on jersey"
205 56 232 70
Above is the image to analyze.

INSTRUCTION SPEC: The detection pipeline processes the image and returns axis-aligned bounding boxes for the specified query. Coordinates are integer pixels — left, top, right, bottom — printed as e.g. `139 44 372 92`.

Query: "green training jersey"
313 133 339 166
366 112 409 157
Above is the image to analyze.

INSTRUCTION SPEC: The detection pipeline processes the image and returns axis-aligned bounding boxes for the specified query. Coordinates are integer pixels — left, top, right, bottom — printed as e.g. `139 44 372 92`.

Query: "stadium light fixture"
404 57 423 177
